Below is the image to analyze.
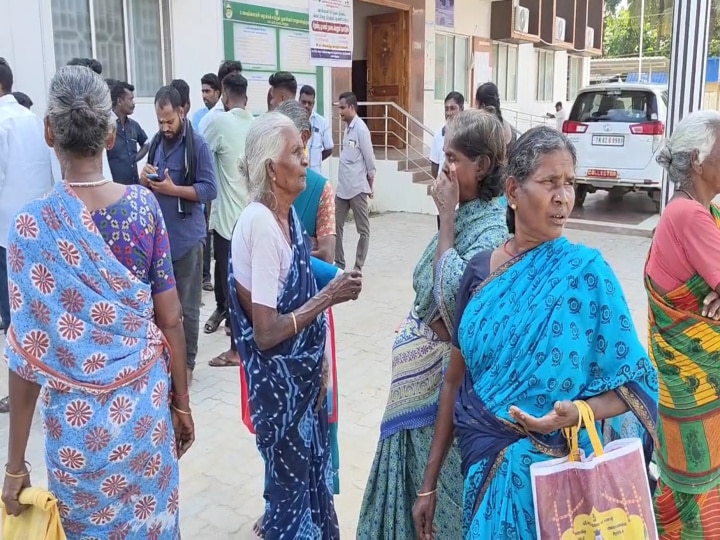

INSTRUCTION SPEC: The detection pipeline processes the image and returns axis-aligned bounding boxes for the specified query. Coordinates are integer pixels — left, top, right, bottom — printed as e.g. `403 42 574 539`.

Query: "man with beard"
192 73 221 128
141 85 217 384
107 81 148 185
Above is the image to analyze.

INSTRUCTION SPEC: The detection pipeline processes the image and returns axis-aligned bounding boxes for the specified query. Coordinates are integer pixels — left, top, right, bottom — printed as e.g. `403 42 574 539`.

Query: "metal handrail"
332 101 436 182
502 107 553 131
333 100 435 138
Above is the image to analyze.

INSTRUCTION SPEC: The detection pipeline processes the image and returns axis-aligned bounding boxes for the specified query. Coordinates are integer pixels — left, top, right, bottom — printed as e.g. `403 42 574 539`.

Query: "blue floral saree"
228 206 339 539
455 237 658 539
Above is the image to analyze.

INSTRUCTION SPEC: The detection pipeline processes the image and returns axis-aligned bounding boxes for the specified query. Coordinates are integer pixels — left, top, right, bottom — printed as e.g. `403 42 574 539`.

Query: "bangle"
171 405 192 416
417 488 437 497
5 461 31 478
291 312 298 335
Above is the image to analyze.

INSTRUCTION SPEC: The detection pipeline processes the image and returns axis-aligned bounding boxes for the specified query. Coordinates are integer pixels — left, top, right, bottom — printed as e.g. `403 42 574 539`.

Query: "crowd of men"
0 56 377 407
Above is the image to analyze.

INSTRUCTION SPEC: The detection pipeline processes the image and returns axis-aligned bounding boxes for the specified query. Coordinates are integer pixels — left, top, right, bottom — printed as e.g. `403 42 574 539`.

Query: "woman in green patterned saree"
357 109 510 538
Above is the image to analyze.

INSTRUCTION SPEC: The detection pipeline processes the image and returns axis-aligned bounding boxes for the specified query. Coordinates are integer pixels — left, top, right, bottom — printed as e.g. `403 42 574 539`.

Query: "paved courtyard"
0 212 653 538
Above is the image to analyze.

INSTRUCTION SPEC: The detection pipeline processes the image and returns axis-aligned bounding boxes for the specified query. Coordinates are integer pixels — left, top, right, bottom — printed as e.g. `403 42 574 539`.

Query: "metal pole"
638 0 645 79
661 0 712 211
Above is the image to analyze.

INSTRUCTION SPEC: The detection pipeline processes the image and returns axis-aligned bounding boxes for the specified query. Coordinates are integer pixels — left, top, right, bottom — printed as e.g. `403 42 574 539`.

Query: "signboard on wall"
435 0 454 29
222 1 324 116
308 0 353 67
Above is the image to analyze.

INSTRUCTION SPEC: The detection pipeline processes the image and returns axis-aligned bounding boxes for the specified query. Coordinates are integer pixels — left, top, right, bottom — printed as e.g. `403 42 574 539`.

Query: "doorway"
351 1 410 149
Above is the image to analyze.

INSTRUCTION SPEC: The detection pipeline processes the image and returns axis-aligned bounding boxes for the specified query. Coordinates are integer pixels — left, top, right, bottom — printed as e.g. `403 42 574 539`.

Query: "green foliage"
604 1 720 58
603 7 670 57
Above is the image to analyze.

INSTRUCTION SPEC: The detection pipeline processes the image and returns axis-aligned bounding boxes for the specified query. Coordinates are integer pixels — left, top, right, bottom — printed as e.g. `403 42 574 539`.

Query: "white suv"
563 83 667 211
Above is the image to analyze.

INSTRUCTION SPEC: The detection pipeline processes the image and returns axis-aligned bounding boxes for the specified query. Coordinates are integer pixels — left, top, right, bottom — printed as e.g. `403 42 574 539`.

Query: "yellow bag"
0 487 66 540
530 400 658 540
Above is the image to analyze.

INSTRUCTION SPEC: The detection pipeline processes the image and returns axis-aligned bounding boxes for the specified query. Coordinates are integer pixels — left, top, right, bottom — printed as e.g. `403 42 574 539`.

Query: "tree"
604 0 720 58
605 0 624 15
603 7 669 58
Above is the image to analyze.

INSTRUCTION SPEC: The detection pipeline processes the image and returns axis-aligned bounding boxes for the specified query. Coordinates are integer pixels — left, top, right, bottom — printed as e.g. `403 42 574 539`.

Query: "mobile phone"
147 173 160 181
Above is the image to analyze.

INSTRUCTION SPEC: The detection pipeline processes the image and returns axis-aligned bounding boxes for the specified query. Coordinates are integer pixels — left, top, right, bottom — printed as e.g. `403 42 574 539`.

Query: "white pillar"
662 0 712 210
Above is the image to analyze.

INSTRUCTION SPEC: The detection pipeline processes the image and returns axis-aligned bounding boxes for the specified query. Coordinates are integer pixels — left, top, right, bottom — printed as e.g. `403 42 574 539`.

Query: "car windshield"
570 90 660 123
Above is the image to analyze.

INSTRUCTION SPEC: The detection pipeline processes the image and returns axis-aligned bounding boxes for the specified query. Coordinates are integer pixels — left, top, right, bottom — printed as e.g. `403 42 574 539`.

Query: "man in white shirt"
299 84 334 173
198 60 243 137
547 101 567 131
0 58 57 412
429 91 464 228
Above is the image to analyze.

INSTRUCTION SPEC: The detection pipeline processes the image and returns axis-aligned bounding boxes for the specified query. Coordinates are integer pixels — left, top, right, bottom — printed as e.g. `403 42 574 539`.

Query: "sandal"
209 352 241 367
0 396 9 413
204 309 226 334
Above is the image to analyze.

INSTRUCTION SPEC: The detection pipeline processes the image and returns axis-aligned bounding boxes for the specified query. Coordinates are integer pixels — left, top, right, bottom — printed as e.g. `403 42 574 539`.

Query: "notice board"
222 1 325 116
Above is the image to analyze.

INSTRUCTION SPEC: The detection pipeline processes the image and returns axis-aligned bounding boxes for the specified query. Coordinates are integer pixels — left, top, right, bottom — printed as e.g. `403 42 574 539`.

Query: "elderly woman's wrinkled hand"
1 469 31 517
327 270 363 305
702 291 720 319
431 162 460 216
508 401 580 435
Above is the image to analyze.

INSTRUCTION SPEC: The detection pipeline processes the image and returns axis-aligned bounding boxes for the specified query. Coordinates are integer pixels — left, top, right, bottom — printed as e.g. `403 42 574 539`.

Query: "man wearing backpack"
141 85 217 384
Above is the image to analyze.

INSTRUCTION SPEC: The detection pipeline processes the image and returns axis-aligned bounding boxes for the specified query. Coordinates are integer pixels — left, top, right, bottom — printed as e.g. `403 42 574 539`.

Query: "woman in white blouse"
227 112 361 539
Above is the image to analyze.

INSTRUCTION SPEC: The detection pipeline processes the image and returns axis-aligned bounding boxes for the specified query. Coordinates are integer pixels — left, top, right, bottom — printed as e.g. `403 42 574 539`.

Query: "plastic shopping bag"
530 401 658 540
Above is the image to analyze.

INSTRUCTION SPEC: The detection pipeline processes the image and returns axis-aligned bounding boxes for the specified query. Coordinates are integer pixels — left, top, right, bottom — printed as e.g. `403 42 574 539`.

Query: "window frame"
535 49 555 102
566 55 584 102
434 32 470 101
492 42 518 103
52 0 173 98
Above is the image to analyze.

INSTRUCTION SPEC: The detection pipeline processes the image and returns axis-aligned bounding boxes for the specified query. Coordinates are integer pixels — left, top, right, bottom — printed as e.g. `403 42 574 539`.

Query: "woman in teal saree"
358 110 509 538
414 126 658 539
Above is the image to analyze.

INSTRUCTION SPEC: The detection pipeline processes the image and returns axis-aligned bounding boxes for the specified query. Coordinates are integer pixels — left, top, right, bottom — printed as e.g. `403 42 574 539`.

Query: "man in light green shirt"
204 72 253 368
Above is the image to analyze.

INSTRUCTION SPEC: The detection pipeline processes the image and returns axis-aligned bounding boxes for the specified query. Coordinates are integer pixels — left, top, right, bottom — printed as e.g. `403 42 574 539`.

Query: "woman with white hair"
645 110 720 537
1 65 194 538
228 111 361 538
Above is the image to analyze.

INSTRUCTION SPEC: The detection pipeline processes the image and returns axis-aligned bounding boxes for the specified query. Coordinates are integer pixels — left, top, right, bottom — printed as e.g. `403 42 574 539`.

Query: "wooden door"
367 11 409 149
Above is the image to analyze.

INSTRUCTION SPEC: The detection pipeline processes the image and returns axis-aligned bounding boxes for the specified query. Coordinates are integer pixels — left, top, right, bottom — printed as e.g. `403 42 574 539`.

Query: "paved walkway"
0 212 652 538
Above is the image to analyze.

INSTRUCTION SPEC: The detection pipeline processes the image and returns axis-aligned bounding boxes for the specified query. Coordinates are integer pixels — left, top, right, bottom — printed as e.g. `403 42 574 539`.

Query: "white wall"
0 0 57 116
419 0 589 139
422 0 492 142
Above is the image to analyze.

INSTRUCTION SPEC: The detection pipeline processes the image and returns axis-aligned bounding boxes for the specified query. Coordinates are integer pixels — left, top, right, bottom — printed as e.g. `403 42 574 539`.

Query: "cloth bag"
530 401 658 540
239 308 338 434
0 487 66 540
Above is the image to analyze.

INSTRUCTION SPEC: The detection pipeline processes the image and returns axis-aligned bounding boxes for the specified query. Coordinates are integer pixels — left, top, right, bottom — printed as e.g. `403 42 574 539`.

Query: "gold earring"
510 203 517 210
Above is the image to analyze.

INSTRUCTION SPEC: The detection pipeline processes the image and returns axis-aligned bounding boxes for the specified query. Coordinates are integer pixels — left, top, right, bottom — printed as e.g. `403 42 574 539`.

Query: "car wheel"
575 185 588 207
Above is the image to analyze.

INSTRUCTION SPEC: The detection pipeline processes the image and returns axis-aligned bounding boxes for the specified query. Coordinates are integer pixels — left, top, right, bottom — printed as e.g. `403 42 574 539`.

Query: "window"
492 43 518 102
51 0 172 97
535 49 555 102
435 33 469 100
567 55 584 101
569 90 661 123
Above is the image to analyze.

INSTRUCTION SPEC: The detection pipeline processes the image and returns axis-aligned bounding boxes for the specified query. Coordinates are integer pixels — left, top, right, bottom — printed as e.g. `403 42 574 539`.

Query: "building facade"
1 0 602 211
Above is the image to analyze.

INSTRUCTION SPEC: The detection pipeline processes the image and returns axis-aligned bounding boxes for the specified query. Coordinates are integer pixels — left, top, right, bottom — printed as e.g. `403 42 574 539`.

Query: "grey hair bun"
656 142 673 170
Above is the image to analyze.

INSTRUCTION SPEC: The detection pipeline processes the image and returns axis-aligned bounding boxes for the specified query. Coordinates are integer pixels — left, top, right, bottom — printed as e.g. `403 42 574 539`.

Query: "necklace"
503 239 516 258
678 188 699 202
66 178 113 188
271 211 292 246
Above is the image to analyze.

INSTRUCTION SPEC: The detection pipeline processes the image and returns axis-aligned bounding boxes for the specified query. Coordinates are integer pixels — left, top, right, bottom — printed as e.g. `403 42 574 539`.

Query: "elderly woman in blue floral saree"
413 126 658 539
358 109 509 538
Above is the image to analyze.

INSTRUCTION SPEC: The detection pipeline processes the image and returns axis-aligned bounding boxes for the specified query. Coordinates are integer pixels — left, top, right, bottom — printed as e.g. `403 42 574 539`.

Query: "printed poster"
309 0 353 67
436 0 454 28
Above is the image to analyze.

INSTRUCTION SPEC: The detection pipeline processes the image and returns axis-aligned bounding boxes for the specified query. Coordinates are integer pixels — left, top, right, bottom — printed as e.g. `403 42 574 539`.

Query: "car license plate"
592 135 625 146
586 169 618 179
